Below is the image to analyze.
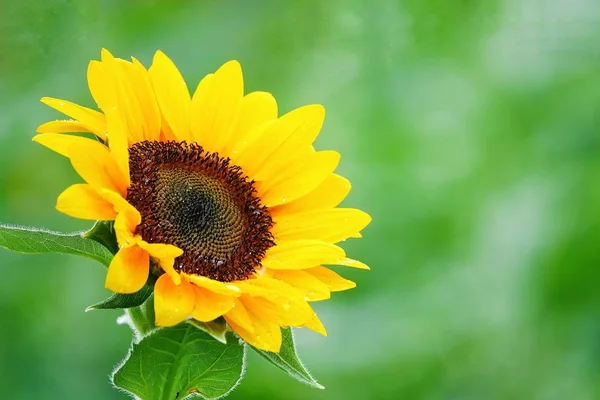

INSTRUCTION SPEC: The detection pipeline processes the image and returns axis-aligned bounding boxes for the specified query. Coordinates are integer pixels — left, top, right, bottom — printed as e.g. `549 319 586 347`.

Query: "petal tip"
100 48 114 61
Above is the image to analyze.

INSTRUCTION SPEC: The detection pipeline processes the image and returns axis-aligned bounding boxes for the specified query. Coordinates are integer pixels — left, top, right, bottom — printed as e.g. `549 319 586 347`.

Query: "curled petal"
154 274 195 327
105 245 149 294
138 241 183 285
100 190 141 247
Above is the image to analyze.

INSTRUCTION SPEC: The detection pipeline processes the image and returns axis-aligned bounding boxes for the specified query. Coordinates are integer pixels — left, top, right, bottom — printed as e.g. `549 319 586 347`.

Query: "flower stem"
127 294 156 337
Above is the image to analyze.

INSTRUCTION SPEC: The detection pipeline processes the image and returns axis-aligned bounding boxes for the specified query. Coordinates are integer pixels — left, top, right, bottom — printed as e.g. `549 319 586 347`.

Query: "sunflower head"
35 49 371 352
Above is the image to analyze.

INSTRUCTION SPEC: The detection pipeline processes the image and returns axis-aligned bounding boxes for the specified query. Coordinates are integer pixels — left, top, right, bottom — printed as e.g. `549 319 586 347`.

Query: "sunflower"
34 49 371 352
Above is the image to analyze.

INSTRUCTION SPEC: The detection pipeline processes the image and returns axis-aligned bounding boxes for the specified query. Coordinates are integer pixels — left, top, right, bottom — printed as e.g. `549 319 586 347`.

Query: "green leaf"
82 220 119 254
86 285 153 311
0 224 113 267
251 328 324 389
186 319 229 344
113 324 245 400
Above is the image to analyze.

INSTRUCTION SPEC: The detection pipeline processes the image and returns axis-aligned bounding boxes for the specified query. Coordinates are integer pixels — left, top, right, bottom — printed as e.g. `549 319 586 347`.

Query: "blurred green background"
1 0 600 398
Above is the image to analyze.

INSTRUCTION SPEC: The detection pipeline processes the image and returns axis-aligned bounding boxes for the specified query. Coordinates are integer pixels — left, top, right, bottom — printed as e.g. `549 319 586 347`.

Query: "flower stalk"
127 295 156 337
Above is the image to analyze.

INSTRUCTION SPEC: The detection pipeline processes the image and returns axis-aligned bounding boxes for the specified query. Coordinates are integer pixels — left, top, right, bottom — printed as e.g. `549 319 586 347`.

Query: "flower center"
126 141 274 282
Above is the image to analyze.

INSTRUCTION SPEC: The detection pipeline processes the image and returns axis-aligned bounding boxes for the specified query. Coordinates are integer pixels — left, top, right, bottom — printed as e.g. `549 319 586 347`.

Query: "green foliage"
83 221 119 255
187 319 229 345
252 328 323 389
86 285 153 311
112 324 245 400
0 224 113 267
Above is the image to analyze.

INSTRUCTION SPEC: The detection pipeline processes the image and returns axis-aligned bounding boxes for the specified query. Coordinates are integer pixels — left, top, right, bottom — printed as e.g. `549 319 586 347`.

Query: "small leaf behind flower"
112 324 245 400
86 285 153 311
82 220 119 254
251 328 324 389
186 319 229 344
0 224 113 266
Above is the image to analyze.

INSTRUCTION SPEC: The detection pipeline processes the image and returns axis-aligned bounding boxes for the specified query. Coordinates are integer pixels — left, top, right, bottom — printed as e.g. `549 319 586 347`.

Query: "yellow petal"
130 57 162 141
96 56 144 145
33 133 101 158
191 61 244 153
270 174 351 217
159 111 178 141
223 91 278 155
235 105 325 178
270 270 331 301
335 257 370 270
224 297 253 333
40 97 107 137
271 208 371 244
106 110 130 186
137 242 183 260
101 48 115 62
261 240 346 270
227 295 282 352
189 72 214 146
302 313 327 336
100 189 138 215
68 140 128 196
113 211 140 248
137 241 183 285
105 245 149 294
243 296 283 351
252 108 325 182
56 184 116 220
182 273 241 296
88 60 130 182
101 57 162 144
87 60 114 118
149 50 192 142
100 190 141 246
305 266 356 292
154 273 195 326
37 120 90 134
191 286 235 322
258 150 340 207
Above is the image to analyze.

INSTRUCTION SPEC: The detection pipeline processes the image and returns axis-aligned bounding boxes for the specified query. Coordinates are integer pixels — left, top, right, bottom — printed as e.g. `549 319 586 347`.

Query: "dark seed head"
127 140 274 282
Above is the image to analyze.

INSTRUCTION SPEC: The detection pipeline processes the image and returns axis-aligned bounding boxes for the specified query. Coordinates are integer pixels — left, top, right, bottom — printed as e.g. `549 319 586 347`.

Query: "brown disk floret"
127 140 275 282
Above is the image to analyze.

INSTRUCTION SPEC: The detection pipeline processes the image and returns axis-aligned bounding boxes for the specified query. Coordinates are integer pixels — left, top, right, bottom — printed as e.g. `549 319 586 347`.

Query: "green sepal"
186 318 229 344
125 294 156 337
0 223 113 267
82 220 119 255
251 328 324 389
86 285 153 311
112 323 246 400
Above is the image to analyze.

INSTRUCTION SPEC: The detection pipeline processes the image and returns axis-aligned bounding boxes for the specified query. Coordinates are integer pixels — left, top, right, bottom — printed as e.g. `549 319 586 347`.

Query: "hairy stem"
127 294 156 337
